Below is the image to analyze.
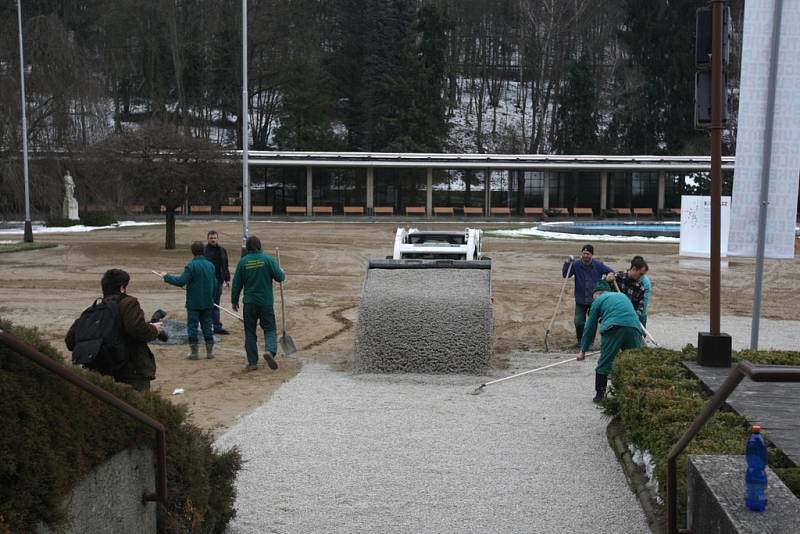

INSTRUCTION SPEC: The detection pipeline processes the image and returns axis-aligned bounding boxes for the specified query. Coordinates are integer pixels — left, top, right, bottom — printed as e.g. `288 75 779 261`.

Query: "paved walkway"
217 352 648 534
646 315 800 351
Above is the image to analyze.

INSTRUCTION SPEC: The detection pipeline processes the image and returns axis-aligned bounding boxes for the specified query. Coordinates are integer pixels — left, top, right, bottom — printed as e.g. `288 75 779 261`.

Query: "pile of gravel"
353 267 493 374
216 353 649 533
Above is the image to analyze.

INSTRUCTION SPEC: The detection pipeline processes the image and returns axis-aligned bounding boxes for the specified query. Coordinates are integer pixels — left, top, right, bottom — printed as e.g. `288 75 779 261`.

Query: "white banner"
728 0 800 259
680 195 730 258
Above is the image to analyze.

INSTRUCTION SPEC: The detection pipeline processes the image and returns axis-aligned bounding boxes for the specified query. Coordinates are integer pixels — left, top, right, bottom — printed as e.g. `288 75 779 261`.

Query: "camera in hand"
150 309 169 342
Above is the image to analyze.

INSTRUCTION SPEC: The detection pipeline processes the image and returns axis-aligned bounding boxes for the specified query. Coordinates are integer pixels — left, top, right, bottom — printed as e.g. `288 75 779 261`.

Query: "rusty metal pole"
709 0 723 335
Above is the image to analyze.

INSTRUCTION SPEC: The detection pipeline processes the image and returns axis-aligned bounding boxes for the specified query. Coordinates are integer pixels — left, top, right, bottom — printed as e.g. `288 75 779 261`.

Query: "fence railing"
666 360 800 534
0 328 167 503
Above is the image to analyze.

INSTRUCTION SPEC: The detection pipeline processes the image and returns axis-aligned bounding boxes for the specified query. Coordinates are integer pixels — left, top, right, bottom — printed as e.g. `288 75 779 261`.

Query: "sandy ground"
1 220 799 436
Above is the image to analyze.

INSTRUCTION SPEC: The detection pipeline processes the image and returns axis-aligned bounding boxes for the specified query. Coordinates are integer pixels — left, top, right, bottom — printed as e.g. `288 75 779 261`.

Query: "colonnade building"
240 152 743 217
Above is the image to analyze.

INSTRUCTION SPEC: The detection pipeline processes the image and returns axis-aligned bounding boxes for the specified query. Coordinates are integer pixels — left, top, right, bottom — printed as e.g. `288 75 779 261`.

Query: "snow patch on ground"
0 221 161 235
630 445 662 504
486 225 680 243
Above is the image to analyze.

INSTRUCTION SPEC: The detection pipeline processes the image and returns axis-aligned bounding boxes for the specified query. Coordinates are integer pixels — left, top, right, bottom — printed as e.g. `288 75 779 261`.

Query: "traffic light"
694 5 731 129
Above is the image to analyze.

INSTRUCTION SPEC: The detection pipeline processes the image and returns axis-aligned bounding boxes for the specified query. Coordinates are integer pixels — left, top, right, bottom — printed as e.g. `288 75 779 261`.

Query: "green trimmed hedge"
606 347 800 528
0 319 240 533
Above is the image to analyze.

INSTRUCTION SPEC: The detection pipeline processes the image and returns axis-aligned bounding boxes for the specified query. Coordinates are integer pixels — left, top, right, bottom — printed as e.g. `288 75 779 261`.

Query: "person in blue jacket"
577 280 644 403
562 244 614 346
159 241 217 360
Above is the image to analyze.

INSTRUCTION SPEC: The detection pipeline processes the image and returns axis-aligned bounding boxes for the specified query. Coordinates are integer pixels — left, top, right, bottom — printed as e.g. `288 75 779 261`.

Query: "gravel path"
217 352 648 534
646 315 800 351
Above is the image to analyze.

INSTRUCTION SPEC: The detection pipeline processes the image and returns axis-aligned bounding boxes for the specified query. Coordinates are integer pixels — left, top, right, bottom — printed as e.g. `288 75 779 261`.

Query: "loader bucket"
353 259 493 374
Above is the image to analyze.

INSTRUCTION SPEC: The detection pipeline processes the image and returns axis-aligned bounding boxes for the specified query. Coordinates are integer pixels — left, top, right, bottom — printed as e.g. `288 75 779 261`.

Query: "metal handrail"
666 360 800 534
0 328 167 503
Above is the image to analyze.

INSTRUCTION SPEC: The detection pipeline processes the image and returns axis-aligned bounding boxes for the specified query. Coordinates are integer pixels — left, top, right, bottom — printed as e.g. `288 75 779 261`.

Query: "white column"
426 168 432 216
600 172 608 211
366 167 374 214
484 168 491 214
306 166 313 215
657 171 666 216
542 170 550 210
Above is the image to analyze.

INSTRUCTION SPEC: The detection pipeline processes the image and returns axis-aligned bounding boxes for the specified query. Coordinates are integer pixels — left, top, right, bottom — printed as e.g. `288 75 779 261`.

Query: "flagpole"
17 0 32 243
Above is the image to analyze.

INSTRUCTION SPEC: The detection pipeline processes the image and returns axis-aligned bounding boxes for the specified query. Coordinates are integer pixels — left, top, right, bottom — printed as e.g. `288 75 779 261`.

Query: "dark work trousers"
243 303 277 366
574 303 591 342
212 280 224 331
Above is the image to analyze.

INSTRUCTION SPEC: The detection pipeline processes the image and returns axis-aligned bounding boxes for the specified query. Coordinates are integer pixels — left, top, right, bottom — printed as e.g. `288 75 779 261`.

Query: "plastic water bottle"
744 425 768 512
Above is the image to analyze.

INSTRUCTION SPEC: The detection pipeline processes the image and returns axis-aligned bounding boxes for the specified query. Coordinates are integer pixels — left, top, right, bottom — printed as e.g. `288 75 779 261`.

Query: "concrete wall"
688 455 800 534
38 447 156 534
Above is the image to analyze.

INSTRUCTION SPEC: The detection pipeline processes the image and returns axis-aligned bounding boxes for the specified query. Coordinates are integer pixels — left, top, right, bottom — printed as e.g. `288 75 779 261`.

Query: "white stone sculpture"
62 171 79 220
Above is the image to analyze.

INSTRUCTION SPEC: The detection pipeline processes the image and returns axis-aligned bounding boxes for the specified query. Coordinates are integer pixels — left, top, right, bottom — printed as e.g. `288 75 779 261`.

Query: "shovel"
275 248 297 356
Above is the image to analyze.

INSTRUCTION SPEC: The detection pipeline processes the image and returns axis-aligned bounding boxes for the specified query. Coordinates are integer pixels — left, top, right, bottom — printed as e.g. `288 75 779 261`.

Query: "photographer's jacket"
66 293 158 381
164 256 216 310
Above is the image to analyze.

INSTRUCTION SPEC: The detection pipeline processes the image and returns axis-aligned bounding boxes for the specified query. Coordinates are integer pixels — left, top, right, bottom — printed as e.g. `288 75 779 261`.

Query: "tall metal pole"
241 0 250 255
709 0 723 335
751 0 783 350
16 0 32 243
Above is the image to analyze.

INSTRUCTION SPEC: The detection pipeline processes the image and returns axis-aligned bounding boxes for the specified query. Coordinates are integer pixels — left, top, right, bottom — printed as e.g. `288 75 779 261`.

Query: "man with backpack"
158 241 217 360
65 269 164 391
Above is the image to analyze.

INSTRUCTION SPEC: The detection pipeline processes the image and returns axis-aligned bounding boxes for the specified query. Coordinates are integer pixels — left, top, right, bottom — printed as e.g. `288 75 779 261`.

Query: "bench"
613 208 632 217
343 206 364 215
490 207 511 216
84 204 113 213
312 206 333 215
548 207 570 216
573 207 594 217
126 205 145 214
463 207 483 216
252 205 273 215
406 206 426 216
160 205 183 214
373 206 394 215
633 207 654 217
190 205 212 215
524 207 544 216
285 206 307 215
433 207 454 216
220 205 242 215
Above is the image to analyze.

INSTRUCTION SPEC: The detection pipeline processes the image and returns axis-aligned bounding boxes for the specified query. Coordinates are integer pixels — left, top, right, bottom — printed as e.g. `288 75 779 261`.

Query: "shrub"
45 216 80 227
0 318 240 533
79 212 118 226
607 346 800 527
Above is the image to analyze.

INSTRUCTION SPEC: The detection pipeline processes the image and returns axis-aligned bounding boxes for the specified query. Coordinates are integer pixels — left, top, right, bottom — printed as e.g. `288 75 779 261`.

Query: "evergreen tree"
554 55 598 154
273 62 341 150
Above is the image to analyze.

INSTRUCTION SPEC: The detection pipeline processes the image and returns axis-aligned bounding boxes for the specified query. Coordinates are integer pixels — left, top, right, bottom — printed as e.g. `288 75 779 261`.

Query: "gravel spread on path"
353 268 493 374
645 315 800 350
217 352 648 534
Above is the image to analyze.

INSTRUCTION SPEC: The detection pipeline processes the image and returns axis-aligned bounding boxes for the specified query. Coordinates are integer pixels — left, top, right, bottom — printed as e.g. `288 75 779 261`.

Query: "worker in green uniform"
231 235 285 371
159 241 217 360
577 280 643 403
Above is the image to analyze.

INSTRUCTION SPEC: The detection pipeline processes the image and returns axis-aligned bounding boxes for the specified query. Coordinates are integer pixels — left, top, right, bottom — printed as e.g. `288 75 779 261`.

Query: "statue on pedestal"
62 171 79 220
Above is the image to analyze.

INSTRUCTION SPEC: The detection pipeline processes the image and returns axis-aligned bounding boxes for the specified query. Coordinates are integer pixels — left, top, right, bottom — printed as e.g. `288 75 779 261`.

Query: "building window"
632 172 658 208
490 170 513 209
253 167 306 212
312 168 366 211
374 168 426 210
522 171 544 206
432 169 485 208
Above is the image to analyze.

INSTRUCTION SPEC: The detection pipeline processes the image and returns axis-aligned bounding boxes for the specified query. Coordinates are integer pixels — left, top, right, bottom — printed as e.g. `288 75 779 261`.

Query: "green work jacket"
231 251 285 307
580 292 642 352
164 256 216 310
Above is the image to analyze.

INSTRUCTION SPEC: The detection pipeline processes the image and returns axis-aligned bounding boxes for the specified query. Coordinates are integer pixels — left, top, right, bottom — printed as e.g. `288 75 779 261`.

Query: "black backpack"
71 298 127 373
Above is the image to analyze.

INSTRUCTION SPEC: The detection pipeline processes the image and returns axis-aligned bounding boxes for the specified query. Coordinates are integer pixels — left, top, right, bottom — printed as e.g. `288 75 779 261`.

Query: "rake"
544 259 573 352
470 350 600 395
